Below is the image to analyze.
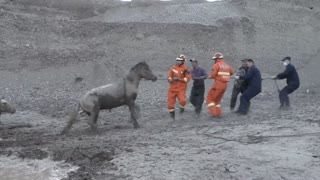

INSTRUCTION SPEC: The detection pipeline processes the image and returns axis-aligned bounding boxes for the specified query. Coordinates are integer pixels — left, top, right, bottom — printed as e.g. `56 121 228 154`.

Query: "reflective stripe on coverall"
167 64 191 112
206 59 234 117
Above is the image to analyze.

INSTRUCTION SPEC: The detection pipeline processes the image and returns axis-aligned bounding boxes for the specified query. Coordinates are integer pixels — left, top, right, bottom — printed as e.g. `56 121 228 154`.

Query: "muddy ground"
1 0 320 179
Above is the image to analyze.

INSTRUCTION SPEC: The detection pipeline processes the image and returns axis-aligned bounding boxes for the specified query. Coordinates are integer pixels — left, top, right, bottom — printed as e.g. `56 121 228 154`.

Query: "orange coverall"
207 59 234 117
167 64 191 112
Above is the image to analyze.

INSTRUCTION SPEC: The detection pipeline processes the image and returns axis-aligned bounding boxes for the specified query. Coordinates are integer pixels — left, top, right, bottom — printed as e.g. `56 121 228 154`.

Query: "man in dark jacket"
189 59 208 115
272 56 300 109
235 59 262 115
230 59 248 111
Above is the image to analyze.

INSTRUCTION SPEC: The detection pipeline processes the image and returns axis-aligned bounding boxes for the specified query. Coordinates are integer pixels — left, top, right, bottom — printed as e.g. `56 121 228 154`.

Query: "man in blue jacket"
272 56 300 109
235 59 262 115
230 59 248 111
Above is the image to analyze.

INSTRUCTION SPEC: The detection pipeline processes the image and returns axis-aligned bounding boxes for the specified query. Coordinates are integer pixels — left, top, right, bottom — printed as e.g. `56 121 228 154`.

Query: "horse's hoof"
91 126 99 134
133 124 140 129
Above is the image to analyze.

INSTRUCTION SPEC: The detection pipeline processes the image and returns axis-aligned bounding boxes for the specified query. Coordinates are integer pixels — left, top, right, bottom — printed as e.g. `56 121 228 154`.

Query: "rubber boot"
208 105 217 117
169 111 175 120
180 107 185 114
230 107 235 112
215 105 222 118
195 107 201 115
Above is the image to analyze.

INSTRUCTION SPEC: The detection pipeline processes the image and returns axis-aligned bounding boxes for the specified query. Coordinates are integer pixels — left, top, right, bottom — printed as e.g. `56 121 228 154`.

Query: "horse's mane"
130 61 148 72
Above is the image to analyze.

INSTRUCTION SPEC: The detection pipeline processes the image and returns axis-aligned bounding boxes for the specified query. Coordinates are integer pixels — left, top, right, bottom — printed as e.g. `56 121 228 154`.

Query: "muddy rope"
142 78 167 81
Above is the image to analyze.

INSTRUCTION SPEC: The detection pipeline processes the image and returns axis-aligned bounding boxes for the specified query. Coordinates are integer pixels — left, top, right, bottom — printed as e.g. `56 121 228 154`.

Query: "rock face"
0 0 320 180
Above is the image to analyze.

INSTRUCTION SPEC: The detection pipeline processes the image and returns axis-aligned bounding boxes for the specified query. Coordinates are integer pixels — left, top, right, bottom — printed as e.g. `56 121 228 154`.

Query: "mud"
1 0 320 179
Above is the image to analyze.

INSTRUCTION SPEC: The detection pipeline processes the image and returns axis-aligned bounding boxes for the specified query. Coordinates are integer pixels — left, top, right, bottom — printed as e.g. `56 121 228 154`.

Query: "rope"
142 78 168 81
274 79 280 93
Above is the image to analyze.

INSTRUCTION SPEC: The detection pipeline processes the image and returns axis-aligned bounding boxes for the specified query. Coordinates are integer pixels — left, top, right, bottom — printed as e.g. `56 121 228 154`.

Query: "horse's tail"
61 103 80 135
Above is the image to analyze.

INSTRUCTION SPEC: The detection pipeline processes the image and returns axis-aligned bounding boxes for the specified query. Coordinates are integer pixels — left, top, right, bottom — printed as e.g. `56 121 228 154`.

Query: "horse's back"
88 82 123 97
81 82 125 111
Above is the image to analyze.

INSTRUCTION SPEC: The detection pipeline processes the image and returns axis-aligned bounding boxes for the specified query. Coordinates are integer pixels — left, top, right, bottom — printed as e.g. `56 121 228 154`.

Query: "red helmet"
212 52 223 60
176 54 186 61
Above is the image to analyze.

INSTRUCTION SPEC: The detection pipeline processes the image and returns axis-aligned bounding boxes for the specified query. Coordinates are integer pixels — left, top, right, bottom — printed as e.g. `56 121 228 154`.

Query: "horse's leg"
88 111 99 132
87 105 99 132
61 104 80 134
128 105 140 123
134 104 141 119
128 101 139 128
93 111 99 124
92 102 100 122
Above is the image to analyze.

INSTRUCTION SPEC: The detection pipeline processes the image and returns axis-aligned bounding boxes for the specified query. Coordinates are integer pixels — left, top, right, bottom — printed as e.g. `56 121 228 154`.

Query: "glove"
182 69 189 75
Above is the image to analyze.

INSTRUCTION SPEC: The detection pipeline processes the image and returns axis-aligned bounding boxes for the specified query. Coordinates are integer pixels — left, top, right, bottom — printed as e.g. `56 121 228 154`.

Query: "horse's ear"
143 61 149 67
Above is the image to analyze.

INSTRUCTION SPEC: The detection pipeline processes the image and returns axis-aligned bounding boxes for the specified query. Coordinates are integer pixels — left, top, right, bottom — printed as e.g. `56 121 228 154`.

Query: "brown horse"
62 61 157 134
0 98 16 124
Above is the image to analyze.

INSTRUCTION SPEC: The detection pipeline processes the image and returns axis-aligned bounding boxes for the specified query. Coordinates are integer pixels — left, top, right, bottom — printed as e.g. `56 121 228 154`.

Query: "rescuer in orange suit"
167 54 191 120
206 52 234 118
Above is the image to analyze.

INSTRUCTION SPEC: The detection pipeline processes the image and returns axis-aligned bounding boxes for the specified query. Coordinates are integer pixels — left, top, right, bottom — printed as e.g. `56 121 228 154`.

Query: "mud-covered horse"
62 61 157 134
0 97 16 124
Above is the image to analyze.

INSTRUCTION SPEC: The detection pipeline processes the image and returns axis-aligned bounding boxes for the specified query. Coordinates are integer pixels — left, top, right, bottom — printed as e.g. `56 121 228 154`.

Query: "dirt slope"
2 0 320 116
0 0 320 179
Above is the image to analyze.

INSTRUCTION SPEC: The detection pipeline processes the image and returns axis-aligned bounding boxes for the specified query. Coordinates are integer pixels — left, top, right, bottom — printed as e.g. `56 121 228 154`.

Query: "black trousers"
279 84 299 107
238 87 260 114
189 86 205 114
230 85 246 109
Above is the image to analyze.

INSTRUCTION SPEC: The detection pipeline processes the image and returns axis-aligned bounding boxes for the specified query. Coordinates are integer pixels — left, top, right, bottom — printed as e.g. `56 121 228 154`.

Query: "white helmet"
212 52 223 60
176 54 186 61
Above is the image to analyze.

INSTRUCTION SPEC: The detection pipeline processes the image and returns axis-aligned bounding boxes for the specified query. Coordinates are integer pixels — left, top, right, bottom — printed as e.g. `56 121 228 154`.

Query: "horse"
0 97 16 124
61 61 157 134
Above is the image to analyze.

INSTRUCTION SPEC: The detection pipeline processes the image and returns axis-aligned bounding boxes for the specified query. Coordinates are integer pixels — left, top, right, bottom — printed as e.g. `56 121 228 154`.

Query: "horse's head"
0 98 16 114
133 62 157 82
